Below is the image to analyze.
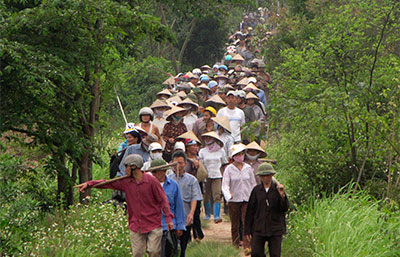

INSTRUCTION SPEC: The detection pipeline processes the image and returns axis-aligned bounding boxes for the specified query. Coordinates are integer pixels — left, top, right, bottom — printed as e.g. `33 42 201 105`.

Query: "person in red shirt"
76 154 174 257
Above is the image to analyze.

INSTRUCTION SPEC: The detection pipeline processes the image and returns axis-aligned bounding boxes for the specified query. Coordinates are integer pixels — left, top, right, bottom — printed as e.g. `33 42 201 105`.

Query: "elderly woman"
222 144 256 252
244 141 267 184
199 131 228 223
162 106 188 162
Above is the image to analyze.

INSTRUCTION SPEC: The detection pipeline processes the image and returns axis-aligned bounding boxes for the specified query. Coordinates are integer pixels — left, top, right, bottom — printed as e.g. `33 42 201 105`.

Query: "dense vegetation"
1 0 399 256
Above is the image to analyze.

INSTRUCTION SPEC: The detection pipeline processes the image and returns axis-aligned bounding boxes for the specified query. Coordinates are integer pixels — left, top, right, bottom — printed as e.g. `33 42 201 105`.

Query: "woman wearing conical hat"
161 106 188 162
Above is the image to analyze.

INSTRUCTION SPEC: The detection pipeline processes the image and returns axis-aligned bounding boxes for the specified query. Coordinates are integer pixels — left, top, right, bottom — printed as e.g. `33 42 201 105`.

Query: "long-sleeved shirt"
244 183 289 236
199 147 228 179
217 107 245 142
118 144 150 176
222 163 257 202
162 122 187 154
219 132 234 159
87 173 173 234
161 176 186 231
168 173 203 216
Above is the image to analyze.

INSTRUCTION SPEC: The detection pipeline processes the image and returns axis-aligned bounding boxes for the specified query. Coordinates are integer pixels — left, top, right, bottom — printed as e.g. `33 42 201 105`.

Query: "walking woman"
199 131 228 223
222 144 256 253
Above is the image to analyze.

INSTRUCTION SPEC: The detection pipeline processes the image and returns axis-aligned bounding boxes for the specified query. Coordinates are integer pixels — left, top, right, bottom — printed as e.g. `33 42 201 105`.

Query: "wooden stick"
143 162 177 172
259 158 277 164
73 162 178 189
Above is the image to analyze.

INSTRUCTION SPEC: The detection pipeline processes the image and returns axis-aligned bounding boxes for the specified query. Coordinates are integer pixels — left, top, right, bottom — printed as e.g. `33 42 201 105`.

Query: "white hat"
124 123 136 134
173 141 185 152
231 143 247 158
227 90 236 97
248 77 257 83
149 142 163 152
236 90 246 98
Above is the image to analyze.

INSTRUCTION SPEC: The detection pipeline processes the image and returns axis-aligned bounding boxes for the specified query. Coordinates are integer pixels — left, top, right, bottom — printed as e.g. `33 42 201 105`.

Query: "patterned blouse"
162 121 187 154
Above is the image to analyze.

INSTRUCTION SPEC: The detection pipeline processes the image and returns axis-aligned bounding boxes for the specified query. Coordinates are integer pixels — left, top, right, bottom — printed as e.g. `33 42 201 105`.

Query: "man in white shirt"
217 91 245 143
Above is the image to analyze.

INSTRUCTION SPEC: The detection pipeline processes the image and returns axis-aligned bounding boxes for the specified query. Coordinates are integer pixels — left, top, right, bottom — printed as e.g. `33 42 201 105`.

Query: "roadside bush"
0 153 57 256
282 188 400 257
25 197 131 256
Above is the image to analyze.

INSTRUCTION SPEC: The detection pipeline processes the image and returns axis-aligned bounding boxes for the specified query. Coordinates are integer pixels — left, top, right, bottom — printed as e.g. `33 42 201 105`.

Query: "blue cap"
218 65 228 71
200 75 210 82
208 81 218 88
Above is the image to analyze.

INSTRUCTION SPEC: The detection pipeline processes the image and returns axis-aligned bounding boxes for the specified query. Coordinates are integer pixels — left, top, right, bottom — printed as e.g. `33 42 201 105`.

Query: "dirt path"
201 212 246 257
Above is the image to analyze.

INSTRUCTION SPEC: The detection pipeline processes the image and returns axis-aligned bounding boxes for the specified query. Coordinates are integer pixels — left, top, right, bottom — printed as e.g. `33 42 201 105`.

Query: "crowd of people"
77 8 288 257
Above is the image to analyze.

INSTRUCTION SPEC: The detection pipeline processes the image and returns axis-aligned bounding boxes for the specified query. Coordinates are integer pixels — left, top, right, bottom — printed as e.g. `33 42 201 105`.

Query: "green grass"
186 241 240 257
282 188 400 257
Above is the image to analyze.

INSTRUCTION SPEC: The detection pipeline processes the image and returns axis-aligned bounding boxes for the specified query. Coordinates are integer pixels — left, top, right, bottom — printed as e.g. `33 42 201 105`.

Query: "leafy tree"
261 0 400 203
0 0 172 206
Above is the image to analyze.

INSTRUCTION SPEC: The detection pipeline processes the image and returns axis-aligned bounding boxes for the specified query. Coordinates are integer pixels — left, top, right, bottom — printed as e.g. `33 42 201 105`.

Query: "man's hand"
176 230 183 238
168 137 175 143
77 182 89 193
186 213 194 226
193 159 199 169
244 234 252 242
167 222 174 231
277 184 286 198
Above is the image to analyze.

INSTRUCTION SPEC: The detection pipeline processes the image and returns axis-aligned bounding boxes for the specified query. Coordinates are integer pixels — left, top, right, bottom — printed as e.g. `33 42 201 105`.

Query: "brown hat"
216 74 229 80
245 92 259 100
177 130 201 144
150 99 172 109
162 77 175 86
211 116 232 133
206 95 227 106
246 141 267 158
201 131 224 146
232 54 245 62
157 88 172 97
165 106 187 121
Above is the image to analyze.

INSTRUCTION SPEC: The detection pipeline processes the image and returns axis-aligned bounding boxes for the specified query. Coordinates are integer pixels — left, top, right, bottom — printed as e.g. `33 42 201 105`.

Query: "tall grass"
186 241 240 257
283 188 400 257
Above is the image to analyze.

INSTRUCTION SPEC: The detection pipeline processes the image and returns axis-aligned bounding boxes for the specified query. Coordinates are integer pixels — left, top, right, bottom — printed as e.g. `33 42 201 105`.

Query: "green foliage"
0 152 57 256
186 241 241 257
283 188 400 256
24 199 131 256
259 0 400 204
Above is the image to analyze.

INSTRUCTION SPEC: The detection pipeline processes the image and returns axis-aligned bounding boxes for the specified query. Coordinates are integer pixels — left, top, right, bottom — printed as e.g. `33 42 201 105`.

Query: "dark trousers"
180 225 192 257
251 235 282 257
191 200 204 239
228 202 250 249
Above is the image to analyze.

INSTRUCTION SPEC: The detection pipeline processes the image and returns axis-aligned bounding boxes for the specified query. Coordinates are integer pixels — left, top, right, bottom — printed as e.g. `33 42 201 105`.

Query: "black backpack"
109 149 126 178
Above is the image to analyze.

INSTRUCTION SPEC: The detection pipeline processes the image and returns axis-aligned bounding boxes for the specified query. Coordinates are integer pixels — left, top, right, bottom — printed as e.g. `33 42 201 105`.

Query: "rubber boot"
213 203 223 223
204 202 211 220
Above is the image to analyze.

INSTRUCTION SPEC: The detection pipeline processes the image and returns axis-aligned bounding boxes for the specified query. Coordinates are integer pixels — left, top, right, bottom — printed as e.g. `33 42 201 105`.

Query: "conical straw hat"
206 95 227 106
201 131 224 146
225 84 235 90
177 91 187 99
198 83 211 92
246 141 267 158
245 92 259 100
157 88 172 96
167 95 182 104
178 98 199 108
162 77 175 85
232 54 245 61
165 106 187 120
211 116 231 133
177 130 201 144
237 77 249 86
150 99 171 109
243 83 259 91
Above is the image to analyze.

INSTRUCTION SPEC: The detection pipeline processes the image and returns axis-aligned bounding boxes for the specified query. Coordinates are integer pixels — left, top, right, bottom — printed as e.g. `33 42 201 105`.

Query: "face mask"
206 141 221 152
154 109 164 118
204 138 215 145
233 154 245 163
246 152 260 161
172 115 182 122
218 80 226 86
150 152 163 160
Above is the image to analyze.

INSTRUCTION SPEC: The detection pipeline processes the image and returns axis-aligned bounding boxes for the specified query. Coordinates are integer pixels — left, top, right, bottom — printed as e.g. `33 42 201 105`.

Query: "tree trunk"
56 153 74 208
178 18 196 71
